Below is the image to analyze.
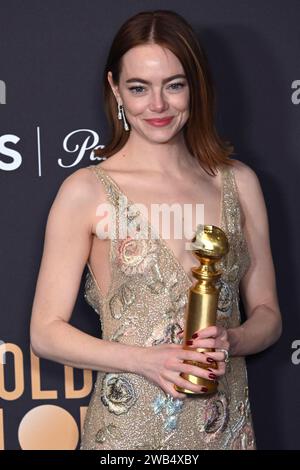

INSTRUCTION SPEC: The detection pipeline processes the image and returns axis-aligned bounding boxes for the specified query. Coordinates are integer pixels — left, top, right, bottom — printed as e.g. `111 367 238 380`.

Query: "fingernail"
208 373 217 380
186 340 193 345
207 357 214 363
191 333 198 339
201 387 208 392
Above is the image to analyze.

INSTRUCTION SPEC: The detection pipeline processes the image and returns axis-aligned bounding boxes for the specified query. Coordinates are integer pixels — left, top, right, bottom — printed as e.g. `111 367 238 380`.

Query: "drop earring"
117 102 130 131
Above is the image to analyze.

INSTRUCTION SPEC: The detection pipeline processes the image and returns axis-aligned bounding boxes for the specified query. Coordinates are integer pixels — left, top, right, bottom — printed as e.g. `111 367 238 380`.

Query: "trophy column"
175 224 229 395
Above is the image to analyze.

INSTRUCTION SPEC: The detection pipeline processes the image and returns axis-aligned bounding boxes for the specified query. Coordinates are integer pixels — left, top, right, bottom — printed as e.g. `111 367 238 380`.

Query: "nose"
148 89 168 113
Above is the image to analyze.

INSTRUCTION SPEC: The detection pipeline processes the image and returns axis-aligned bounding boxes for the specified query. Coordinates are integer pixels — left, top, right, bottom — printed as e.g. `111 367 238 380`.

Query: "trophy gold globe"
175 224 229 395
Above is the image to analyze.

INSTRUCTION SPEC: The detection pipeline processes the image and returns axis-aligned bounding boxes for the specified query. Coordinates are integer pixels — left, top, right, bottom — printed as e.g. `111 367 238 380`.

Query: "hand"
139 341 223 399
178 325 230 380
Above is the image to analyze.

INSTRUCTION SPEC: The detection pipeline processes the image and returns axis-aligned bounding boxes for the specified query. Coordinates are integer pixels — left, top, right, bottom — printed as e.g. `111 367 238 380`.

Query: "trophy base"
174 360 218 395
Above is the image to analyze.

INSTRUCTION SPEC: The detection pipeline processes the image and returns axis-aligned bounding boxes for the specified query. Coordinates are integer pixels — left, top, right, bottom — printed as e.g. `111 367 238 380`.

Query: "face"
108 44 190 143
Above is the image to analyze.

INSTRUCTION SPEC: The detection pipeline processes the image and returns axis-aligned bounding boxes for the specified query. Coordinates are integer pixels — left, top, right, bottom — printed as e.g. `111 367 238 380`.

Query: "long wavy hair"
94 9 235 175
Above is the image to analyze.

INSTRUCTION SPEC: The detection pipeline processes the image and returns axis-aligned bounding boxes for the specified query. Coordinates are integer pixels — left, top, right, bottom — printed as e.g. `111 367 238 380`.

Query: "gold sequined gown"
80 163 256 450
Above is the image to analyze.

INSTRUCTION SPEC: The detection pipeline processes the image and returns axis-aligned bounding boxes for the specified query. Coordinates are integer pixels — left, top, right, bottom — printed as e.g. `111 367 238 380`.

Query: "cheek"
172 92 190 111
124 97 147 115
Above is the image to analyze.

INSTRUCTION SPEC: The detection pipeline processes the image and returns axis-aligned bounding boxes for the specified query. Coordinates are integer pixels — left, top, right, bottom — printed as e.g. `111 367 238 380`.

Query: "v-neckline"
95 164 225 286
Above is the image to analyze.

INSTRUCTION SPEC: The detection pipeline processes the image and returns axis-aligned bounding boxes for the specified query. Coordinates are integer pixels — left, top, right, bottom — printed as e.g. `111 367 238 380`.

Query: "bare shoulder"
229 159 264 202
230 159 260 188
42 165 110 243
229 159 268 229
51 165 105 213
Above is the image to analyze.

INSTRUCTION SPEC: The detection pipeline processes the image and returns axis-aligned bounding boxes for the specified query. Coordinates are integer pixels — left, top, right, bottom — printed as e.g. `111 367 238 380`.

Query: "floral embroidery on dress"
80 165 256 451
109 284 135 319
216 279 233 319
145 263 165 294
109 319 138 342
84 270 100 315
124 204 149 239
200 391 230 440
144 269 187 347
133 437 163 450
147 322 183 346
231 423 255 449
218 244 239 285
95 423 123 444
117 237 159 275
101 373 137 415
224 387 256 450
152 393 184 432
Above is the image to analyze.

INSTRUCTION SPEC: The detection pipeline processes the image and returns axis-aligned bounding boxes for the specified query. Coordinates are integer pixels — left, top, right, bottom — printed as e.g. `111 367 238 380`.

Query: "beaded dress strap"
221 165 242 236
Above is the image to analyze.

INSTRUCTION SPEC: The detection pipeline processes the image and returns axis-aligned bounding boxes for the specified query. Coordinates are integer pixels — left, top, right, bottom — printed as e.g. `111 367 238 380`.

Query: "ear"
107 71 120 103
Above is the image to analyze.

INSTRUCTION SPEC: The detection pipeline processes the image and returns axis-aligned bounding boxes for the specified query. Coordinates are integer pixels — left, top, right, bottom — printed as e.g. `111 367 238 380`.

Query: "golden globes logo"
0 343 93 449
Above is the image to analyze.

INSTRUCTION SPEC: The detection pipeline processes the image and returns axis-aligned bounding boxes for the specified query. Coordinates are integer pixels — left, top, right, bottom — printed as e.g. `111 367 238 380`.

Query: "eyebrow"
125 74 187 85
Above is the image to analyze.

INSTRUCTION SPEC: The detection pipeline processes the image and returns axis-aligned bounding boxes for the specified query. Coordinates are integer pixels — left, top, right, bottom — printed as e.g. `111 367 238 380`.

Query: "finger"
182 341 230 364
164 383 187 400
177 362 219 382
214 339 230 351
176 350 221 371
204 357 226 377
204 351 228 362
173 375 211 394
179 349 218 367
187 338 217 349
178 348 208 364
215 362 226 376
168 343 184 350
220 330 228 341
207 363 226 377
193 325 225 339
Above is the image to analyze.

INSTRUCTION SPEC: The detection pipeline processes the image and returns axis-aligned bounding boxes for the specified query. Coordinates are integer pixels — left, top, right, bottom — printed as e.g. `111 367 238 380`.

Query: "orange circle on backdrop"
18 405 79 450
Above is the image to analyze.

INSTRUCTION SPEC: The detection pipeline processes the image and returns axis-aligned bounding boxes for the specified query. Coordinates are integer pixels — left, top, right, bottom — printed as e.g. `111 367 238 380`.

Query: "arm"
227 160 282 357
30 167 142 374
30 167 234 399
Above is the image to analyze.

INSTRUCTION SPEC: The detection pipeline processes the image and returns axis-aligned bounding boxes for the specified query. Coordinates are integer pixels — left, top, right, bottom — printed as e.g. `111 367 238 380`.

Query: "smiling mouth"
144 116 174 126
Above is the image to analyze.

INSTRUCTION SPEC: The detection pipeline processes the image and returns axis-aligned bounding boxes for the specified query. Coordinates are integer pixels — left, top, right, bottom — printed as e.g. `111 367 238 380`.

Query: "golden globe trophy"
175 224 229 395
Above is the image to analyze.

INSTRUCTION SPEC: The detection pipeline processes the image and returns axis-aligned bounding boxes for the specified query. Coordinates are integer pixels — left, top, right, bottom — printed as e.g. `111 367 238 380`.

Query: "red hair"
94 10 235 175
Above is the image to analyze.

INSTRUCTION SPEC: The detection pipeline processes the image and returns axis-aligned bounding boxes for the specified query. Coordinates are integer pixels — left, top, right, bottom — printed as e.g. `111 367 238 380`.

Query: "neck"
118 130 198 176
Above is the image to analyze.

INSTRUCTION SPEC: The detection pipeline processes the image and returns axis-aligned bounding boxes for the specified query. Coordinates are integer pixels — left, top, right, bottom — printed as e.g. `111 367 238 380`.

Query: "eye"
128 86 146 94
168 82 185 90
129 82 185 95
128 82 186 95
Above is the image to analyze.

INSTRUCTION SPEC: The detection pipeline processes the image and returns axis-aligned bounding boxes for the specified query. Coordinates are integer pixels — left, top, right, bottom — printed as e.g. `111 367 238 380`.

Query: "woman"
30 10 282 450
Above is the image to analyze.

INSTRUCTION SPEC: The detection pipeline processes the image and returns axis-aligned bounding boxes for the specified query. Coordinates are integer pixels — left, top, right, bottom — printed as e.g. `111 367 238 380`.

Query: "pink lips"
144 116 174 127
